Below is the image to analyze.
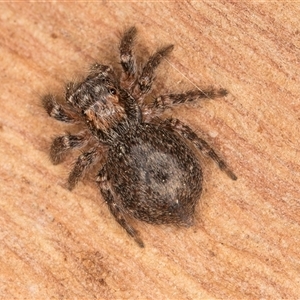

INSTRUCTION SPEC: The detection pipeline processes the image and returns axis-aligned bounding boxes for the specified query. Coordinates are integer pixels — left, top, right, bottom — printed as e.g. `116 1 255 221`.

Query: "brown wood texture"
1 2 299 299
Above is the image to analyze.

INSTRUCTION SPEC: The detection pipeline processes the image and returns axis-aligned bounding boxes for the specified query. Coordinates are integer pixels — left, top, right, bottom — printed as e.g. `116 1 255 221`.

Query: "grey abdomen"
107 123 203 226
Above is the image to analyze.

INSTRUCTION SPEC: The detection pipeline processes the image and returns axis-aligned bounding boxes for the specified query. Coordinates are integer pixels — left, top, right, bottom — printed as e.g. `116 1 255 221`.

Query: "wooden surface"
1 2 300 299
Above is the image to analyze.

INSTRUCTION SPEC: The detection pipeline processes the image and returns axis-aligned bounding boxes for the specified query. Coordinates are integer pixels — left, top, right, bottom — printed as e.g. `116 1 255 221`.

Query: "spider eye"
109 88 117 95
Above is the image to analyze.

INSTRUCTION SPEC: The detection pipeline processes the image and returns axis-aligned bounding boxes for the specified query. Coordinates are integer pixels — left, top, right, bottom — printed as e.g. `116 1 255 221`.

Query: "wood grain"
1 2 299 299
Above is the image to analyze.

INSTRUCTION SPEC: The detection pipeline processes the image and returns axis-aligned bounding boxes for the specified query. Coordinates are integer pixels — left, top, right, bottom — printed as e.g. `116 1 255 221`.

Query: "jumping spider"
43 26 237 247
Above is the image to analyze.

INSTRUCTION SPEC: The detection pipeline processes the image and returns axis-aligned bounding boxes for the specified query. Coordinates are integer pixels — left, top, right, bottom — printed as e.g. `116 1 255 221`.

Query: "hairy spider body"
43 26 236 247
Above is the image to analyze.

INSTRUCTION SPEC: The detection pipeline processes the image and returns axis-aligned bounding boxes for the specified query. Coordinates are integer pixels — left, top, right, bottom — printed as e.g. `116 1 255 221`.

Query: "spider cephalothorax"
43 26 236 247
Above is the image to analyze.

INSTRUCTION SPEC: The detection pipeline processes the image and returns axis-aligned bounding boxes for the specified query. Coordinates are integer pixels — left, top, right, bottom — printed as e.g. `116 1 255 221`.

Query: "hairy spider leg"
163 118 237 180
97 165 144 247
134 44 174 100
49 133 88 165
42 94 78 123
68 147 99 190
120 26 138 89
151 88 228 112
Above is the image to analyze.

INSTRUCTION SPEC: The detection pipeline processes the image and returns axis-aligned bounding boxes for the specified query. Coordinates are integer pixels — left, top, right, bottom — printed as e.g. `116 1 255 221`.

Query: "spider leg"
151 88 228 113
133 44 174 99
42 94 78 123
164 118 237 180
68 147 99 190
50 132 87 165
97 165 144 247
119 89 142 123
120 26 137 90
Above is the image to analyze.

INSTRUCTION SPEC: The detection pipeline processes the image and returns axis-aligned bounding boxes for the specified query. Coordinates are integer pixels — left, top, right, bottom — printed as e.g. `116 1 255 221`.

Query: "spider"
43 26 237 247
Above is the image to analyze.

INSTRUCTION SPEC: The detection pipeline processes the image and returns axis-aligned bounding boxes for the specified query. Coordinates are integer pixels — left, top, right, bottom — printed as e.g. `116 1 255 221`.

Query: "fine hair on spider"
43 26 237 247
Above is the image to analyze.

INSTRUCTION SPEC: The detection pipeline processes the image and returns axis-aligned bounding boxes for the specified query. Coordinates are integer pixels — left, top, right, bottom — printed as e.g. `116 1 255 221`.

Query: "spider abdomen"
107 123 203 226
